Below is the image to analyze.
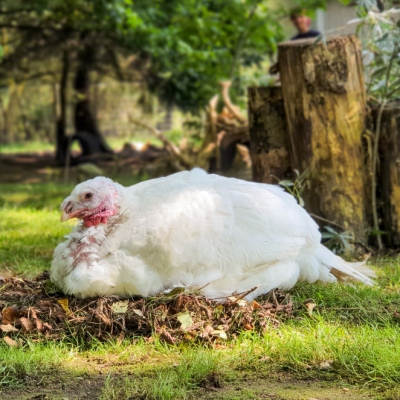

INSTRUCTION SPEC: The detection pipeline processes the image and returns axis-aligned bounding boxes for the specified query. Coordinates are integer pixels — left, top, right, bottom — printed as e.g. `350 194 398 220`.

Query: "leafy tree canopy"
0 0 326 111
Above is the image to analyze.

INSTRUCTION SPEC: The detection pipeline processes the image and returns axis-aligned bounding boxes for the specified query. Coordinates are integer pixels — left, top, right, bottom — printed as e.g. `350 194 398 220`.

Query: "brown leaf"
28 308 44 331
20 317 34 332
1 307 18 325
305 301 316 317
42 322 52 331
251 300 261 310
0 324 18 333
3 336 19 347
319 360 333 370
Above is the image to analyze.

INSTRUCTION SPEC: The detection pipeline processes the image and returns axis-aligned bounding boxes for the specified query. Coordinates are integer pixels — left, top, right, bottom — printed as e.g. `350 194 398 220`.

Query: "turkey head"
60 177 121 227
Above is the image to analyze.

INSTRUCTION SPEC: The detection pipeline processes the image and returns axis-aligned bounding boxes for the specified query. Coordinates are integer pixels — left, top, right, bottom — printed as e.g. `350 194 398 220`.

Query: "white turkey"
51 168 375 300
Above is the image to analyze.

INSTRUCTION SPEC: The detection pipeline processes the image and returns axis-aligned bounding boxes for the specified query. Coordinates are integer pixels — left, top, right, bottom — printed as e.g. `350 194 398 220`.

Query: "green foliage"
0 0 328 113
321 226 353 255
352 2 400 248
354 2 400 102
278 169 308 207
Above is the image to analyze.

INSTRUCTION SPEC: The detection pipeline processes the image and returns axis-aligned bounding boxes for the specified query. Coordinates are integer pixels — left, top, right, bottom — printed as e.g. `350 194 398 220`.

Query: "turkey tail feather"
317 245 375 286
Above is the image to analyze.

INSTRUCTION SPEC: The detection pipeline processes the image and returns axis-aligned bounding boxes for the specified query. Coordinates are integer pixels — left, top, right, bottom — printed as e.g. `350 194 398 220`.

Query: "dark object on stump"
374 102 400 247
248 86 290 183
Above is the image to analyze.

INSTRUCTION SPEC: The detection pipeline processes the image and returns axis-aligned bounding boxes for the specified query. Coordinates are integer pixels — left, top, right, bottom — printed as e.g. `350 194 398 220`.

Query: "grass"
1 181 400 399
0 135 167 155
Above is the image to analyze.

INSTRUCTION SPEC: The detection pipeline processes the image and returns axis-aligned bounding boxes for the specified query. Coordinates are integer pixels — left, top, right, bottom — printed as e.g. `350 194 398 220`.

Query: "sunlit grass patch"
0 192 74 275
0 214 71 275
0 340 69 387
100 348 221 400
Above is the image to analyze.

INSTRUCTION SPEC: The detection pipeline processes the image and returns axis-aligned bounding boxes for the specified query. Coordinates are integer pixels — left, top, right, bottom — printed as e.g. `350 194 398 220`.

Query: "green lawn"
0 135 168 155
1 181 400 399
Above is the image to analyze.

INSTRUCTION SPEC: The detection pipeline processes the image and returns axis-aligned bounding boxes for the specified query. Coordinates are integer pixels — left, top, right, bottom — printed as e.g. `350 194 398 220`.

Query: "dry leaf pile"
0 273 293 346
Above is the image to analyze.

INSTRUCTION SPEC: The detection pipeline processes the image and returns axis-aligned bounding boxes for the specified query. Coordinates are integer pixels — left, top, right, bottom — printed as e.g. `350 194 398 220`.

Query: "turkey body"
51 169 374 300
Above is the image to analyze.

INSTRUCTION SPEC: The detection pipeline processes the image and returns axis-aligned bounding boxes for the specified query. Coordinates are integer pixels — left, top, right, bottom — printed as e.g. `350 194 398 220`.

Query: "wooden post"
248 86 290 183
376 102 400 247
278 35 367 241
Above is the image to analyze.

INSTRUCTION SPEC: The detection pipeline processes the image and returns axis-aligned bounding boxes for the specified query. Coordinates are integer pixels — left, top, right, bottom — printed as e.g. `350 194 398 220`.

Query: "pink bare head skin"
60 177 121 227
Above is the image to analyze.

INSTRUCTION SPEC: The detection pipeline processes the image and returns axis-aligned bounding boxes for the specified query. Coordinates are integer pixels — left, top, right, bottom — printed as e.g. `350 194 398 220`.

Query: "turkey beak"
60 200 79 222
60 211 72 222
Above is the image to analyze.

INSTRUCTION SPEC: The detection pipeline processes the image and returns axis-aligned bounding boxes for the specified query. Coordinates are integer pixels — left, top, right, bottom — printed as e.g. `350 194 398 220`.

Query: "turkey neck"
66 185 126 271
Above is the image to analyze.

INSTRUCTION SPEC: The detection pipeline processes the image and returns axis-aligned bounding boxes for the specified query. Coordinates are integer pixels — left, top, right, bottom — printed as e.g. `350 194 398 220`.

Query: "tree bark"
278 35 367 241
375 102 400 247
55 50 69 163
4 81 20 144
247 86 290 183
73 44 112 154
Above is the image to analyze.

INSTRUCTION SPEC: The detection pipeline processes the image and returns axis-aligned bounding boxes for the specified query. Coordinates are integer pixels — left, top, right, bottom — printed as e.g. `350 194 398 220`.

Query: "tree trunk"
73 44 112 154
278 35 367 242
375 102 400 247
55 50 69 164
4 81 20 144
247 86 290 183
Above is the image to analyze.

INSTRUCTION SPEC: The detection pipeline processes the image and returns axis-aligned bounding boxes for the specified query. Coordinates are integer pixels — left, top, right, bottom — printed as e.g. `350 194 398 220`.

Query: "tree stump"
248 86 290 183
375 102 400 247
278 35 367 241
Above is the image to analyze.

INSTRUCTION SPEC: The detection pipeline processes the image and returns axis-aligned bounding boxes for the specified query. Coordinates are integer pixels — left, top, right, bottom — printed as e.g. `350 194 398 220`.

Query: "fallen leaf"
177 312 193 330
342 388 350 392
20 317 34 332
1 307 18 325
237 299 248 307
212 330 227 340
29 308 44 331
252 300 261 309
305 302 316 317
319 360 333 370
132 309 144 317
3 336 18 347
111 300 129 315
0 324 18 333
57 299 71 315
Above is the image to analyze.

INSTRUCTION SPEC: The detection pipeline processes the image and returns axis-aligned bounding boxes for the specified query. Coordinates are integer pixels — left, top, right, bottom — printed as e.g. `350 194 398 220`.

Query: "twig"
309 213 346 231
219 81 246 123
233 285 260 303
128 116 191 170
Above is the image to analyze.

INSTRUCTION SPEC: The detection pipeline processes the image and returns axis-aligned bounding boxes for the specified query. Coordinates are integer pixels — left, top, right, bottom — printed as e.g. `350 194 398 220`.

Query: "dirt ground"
0 148 172 184
0 373 381 400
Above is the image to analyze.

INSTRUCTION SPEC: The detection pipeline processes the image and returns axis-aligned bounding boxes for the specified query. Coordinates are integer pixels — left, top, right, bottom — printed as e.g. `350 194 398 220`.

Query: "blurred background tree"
0 0 324 163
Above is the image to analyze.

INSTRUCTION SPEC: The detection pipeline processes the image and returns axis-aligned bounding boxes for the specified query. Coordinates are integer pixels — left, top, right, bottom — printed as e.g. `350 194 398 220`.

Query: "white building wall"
316 1 358 36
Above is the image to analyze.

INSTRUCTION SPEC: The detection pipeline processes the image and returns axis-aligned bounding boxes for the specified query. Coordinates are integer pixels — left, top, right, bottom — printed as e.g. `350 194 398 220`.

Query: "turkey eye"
85 192 93 200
